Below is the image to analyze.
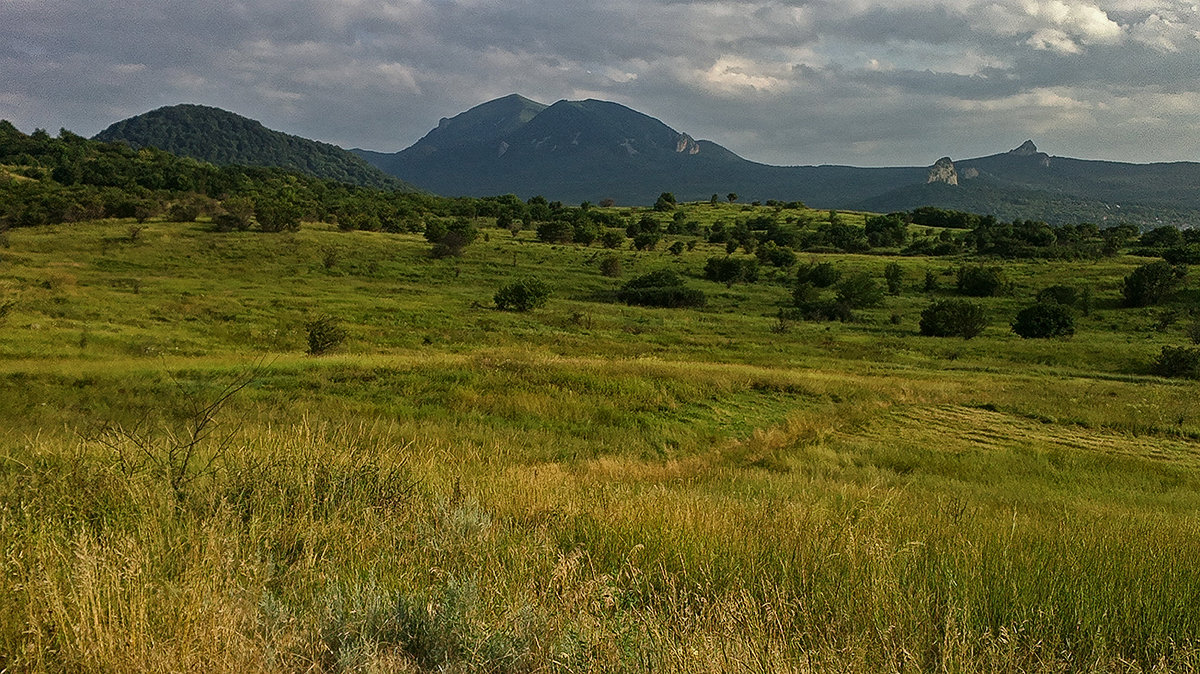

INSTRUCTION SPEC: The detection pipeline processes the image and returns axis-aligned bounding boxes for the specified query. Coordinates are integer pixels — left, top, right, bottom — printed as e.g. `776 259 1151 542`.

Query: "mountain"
95 104 418 191
357 95 1200 226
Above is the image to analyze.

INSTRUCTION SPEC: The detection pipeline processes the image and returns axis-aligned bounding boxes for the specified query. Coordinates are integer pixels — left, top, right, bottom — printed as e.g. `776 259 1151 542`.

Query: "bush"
1122 261 1186 307
427 218 478 258
1036 284 1078 306
494 277 551 312
305 315 346 355
618 270 706 308
535 219 573 244
1012 302 1076 338
1153 346 1200 379
956 265 1006 297
598 254 622 278
919 299 988 339
884 262 904 295
835 272 884 309
600 230 625 249
796 262 841 288
632 231 661 251
704 256 758 284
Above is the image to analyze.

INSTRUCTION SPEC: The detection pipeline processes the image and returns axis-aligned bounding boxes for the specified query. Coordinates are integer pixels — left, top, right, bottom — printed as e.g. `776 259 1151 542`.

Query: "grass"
2 208 1199 671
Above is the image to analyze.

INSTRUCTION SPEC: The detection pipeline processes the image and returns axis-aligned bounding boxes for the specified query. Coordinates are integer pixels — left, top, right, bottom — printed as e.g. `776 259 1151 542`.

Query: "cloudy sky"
2 0 1199 166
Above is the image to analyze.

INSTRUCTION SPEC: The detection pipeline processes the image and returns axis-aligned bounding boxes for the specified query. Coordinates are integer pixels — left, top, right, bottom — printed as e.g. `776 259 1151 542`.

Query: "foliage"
1153 346 1200 379
864 213 909 247
305 315 347 355
653 192 676 212
426 218 479 258
884 262 904 295
1036 284 1079 306
957 265 1006 297
1121 261 1186 307
796 262 841 288
919 299 989 338
493 277 551 312
535 219 574 244
834 272 884 309
598 254 622 278
703 256 758 285
1012 302 1076 339
617 269 706 308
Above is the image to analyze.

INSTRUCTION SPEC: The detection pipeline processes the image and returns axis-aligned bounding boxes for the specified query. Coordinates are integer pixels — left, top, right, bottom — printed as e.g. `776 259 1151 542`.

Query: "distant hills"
355 94 1200 226
94 104 418 191
90 98 1200 226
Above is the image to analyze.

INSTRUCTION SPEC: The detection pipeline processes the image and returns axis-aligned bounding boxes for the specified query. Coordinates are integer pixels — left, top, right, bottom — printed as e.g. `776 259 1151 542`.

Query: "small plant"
920 299 988 339
494 277 551 312
1186 316 1200 345
306 315 347 355
1012 302 1076 339
1153 346 1200 379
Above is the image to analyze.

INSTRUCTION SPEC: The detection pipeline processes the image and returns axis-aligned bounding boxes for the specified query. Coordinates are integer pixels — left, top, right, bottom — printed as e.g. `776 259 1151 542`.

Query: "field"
2 204 1200 672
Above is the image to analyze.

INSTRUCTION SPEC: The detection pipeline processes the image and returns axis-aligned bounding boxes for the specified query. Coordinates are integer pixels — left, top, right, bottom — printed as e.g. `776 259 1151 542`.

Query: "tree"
956 265 1006 297
494 277 551 311
1153 346 1200 379
255 197 302 233
835 272 884 309
884 262 904 295
1036 284 1078 306
727 193 738 203
919 299 988 339
1012 302 1075 338
426 218 478 258
865 214 909 248
704 256 758 284
1122 261 1186 307
654 192 677 212
796 262 841 288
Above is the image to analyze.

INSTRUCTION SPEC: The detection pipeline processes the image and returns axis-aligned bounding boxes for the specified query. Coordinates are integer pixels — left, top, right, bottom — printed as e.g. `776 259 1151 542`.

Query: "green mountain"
95 104 417 191
356 95 1200 226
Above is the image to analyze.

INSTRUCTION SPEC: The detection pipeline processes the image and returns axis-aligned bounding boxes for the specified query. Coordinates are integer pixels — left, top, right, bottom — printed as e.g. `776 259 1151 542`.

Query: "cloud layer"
3 0 1199 166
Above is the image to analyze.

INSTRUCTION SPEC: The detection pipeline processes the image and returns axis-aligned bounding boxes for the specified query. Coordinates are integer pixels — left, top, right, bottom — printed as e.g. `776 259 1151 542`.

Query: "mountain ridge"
94 104 419 191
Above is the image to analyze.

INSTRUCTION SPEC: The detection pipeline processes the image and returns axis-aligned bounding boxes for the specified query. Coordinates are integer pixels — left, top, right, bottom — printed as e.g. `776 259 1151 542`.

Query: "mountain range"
92 97 1200 226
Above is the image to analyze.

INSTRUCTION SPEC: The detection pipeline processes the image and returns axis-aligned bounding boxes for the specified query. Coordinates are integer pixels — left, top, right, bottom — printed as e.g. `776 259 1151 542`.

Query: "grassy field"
2 206 1199 672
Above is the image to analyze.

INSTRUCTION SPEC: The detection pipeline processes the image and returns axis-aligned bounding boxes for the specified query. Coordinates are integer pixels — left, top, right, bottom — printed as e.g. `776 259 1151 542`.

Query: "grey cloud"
2 0 1200 166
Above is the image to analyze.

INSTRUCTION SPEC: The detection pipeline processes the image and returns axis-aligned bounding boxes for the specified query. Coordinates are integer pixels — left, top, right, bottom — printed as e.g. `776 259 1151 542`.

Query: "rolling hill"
94 104 419 191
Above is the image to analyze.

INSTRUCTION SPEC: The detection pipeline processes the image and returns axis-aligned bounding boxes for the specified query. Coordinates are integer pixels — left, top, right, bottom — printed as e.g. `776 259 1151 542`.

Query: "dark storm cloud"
2 0 1199 166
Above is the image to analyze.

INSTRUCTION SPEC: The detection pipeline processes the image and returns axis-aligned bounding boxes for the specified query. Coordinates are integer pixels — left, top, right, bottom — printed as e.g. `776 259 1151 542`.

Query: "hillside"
3 196 1200 670
95 104 418 191
357 95 1200 225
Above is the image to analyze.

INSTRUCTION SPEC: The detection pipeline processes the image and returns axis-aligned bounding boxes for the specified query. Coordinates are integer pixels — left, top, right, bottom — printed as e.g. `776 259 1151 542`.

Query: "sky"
2 0 1199 167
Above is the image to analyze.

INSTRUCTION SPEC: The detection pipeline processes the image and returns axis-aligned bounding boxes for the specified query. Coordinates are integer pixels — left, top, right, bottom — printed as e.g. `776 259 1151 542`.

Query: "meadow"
2 202 1199 672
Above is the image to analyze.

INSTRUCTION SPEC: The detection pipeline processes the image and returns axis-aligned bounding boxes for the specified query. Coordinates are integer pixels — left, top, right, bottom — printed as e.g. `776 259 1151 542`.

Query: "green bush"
1036 284 1078 306
1121 261 1186 307
599 230 625 249
919 299 988 339
305 315 346 355
835 272 884 309
1012 302 1076 339
494 277 551 312
704 256 758 284
598 254 622 278
1153 346 1200 379
618 270 706 308
956 265 1006 297
796 262 841 288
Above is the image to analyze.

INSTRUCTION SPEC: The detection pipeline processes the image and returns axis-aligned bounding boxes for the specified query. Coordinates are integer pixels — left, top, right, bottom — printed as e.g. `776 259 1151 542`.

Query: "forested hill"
94 104 418 192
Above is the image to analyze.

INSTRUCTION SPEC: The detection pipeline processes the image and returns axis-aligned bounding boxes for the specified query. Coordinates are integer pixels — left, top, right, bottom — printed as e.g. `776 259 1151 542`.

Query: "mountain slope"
95 104 418 191
357 95 1200 225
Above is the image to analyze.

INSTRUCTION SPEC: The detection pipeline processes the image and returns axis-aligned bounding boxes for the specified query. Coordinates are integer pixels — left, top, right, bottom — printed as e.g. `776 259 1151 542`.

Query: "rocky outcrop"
927 156 959 186
1010 140 1039 156
676 133 700 155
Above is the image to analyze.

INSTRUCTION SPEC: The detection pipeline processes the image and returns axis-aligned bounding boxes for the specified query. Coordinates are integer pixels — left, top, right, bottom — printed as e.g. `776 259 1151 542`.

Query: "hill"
357 95 1200 225
95 104 418 191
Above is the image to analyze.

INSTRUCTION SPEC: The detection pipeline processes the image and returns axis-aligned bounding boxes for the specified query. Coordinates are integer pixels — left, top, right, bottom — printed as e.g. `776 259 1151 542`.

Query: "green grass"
2 210 1199 672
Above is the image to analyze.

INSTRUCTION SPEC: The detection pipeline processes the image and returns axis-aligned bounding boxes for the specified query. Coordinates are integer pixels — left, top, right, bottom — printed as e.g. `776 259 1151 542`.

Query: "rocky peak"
927 156 959 186
675 133 700 155
1010 140 1038 156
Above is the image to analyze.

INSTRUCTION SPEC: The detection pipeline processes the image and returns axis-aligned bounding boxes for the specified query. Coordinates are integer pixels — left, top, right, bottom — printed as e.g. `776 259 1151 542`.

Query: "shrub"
494 277 551 312
884 262 904 295
1036 284 1078 306
168 201 200 222
1122 261 1186 307
919 299 988 339
1153 346 1200 379
535 219 573 244
305 315 346 355
598 254 622 278
255 199 302 233
1012 302 1076 338
956 265 1005 297
704 256 758 284
796 262 841 288
600 230 625 249
835 272 884 309
632 231 661 251
427 218 478 258
618 270 706 308
755 241 797 268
